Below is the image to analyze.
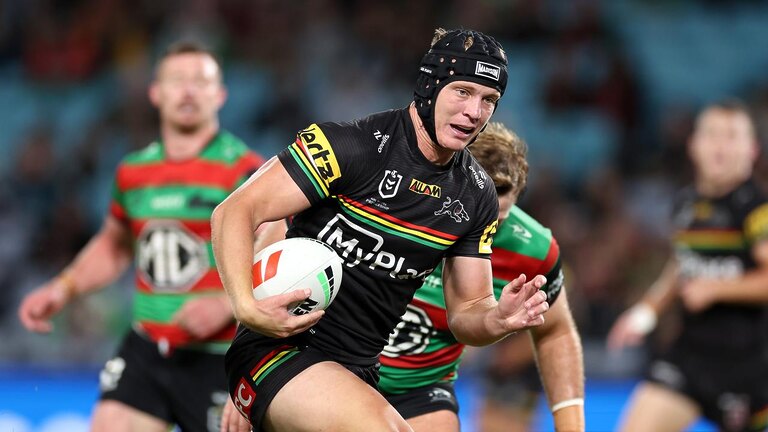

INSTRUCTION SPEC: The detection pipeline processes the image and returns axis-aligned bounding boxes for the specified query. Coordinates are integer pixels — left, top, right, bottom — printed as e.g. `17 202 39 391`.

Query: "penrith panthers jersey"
236 107 500 364
672 179 768 353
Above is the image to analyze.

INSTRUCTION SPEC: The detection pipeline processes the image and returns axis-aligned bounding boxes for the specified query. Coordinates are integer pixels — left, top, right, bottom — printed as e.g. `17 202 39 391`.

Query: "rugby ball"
252 237 343 315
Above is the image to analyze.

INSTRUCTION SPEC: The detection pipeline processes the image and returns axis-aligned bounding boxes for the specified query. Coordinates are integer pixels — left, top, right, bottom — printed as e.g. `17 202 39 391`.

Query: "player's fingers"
525 289 548 308
504 274 527 294
527 297 549 318
524 314 545 327
522 275 546 299
289 310 325 332
275 288 312 307
24 319 52 333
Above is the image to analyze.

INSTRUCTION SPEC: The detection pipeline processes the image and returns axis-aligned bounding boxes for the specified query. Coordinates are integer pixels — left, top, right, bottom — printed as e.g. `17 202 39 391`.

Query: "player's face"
689 108 756 186
434 81 499 151
497 189 517 222
150 53 225 133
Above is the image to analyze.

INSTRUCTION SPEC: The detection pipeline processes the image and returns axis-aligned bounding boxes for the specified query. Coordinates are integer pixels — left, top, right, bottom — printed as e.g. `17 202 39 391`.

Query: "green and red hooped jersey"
110 131 264 353
378 205 564 394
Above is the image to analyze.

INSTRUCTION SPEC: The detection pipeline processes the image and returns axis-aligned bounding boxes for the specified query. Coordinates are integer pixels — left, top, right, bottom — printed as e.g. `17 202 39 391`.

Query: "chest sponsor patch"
136 221 209 292
409 178 441 198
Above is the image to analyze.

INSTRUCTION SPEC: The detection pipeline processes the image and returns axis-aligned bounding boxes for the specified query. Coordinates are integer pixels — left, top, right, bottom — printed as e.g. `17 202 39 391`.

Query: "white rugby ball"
252 237 343 315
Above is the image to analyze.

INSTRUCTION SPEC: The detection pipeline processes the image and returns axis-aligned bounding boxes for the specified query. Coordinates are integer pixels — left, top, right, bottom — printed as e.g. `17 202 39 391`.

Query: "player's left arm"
681 202 768 311
172 149 270 340
442 255 548 346
529 286 585 432
681 239 768 311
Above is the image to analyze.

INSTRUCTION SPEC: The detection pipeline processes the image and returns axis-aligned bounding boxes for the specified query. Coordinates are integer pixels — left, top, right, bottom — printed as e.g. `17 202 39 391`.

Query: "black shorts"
225 334 380 432
646 345 768 431
383 382 459 420
99 329 228 432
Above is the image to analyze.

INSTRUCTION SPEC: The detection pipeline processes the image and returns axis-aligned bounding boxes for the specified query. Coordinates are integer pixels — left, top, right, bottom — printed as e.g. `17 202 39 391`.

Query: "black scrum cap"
414 29 508 146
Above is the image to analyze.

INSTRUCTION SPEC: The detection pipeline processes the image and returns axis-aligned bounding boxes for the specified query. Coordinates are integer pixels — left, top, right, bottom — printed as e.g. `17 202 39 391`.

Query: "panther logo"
434 196 470 223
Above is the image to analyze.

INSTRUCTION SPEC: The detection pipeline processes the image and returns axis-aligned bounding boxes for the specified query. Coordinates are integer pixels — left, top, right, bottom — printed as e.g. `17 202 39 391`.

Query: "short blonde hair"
469 122 529 198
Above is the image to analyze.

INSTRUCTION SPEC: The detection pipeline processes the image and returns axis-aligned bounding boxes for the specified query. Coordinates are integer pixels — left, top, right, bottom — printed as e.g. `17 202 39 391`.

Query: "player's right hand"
606 303 656 352
18 280 70 333
221 395 252 432
235 289 325 338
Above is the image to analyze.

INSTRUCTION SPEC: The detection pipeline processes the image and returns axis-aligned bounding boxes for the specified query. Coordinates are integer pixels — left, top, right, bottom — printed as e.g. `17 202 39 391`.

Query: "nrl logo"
379 169 403 199
434 196 470 223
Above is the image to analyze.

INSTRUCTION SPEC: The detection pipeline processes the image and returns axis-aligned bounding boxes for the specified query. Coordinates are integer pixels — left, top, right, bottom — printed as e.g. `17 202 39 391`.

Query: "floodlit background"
2 0 768 430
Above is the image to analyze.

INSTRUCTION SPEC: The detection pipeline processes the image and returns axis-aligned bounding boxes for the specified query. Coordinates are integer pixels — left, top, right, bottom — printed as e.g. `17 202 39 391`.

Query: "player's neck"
408 103 453 166
695 173 749 198
161 121 219 161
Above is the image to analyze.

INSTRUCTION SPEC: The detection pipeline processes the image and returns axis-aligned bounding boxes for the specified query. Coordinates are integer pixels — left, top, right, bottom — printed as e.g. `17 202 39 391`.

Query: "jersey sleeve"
232 151 265 189
744 202 768 244
277 123 364 205
537 237 564 305
109 166 129 225
444 187 500 259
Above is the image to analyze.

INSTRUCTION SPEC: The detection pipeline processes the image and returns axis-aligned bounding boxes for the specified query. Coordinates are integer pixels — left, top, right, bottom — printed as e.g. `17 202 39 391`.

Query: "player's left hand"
221 395 252 432
172 295 233 340
495 274 549 334
679 278 719 313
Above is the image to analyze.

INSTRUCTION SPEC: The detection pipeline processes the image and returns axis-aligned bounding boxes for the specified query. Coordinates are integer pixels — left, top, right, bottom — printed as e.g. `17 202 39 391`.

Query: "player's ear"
216 85 228 110
148 82 161 107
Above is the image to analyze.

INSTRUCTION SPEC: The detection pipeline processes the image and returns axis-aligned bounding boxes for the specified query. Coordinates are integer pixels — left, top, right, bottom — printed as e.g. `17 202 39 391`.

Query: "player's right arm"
211 157 323 338
529 288 585 432
18 214 133 333
606 256 679 351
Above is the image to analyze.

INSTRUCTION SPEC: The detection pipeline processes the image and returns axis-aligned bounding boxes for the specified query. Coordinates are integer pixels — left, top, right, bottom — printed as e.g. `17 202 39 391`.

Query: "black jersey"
671 179 768 353
235 108 499 365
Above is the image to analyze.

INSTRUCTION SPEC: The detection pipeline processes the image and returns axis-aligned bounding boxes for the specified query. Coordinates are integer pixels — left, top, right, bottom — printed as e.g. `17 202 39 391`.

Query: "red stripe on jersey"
139 321 236 346
337 195 459 241
411 298 449 331
491 239 559 282
379 343 464 368
130 220 213 239
110 201 128 223
136 269 223 293
117 156 261 192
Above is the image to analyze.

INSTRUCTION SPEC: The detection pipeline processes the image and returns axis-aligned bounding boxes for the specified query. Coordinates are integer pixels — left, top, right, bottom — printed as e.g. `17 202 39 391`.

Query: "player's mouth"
178 102 199 113
450 124 475 139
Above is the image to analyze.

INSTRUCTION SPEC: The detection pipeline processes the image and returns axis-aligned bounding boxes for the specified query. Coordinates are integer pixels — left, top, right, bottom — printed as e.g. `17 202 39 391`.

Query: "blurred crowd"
2 0 768 375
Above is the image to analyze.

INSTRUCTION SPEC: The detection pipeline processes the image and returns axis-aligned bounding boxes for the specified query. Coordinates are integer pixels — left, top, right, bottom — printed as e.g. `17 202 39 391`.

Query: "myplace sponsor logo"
475 61 500 81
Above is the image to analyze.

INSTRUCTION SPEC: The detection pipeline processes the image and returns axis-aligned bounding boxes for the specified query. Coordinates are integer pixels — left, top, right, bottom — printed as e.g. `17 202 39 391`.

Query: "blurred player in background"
379 122 584 432
17 42 264 432
607 100 768 432
212 28 550 432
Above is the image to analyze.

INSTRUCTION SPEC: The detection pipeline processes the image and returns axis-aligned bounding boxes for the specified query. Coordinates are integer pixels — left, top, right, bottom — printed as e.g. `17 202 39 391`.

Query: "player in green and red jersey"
18 42 263 432
380 122 584 432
